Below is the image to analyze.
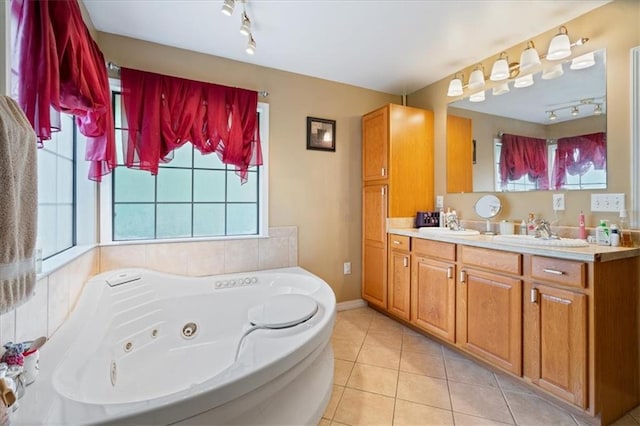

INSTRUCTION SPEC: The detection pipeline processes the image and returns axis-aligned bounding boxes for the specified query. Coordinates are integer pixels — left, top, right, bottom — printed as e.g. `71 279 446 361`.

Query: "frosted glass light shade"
447 77 463 96
547 27 571 60
542 63 564 80
221 0 235 16
492 82 510 96
570 52 595 70
490 57 509 81
519 45 541 73
469 90 485 102
514 74 534 88
468 68 485 91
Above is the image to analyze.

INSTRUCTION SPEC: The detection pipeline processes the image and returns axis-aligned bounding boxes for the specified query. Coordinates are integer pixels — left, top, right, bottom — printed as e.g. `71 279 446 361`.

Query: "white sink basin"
493 234 589 247
418 227 480 236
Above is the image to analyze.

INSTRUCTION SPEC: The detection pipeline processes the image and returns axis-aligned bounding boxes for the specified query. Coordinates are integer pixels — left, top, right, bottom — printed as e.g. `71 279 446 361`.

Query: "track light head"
246 33 256 55
221 0 235 16
240 12 251 36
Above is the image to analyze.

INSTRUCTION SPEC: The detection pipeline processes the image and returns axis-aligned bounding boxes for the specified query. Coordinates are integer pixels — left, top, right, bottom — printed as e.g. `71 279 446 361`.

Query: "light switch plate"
590 193 625 212
553 194 565 211
436 195 444 209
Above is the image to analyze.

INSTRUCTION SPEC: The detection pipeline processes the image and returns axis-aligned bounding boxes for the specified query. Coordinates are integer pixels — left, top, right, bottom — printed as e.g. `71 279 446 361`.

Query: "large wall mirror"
447 48 606 193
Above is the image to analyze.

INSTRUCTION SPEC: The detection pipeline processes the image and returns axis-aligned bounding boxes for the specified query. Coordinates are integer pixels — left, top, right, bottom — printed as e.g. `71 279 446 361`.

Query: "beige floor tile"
356 342 401 370
318 418 331 426
333 321 368 342
332 337 363 362
363 330 403 349
393 399 454 426
402 334 443 356
453 412 514 425
631 405 640 421
442 345 467 360
504 391 576 426
401 326 422 336
399 350 446 379
346 363 398 397
323 385 345 420
334 359 355 386
573 412 601 426
495 372 536 395
333 388 395 426
396 371 451 410
610 414 640 425
445 356 498 388
330 422 349 426
369 315 405 333
449 381 514 424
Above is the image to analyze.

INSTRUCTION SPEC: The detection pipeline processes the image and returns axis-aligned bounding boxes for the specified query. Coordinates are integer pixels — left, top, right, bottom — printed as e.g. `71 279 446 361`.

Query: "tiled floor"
320 307 640 426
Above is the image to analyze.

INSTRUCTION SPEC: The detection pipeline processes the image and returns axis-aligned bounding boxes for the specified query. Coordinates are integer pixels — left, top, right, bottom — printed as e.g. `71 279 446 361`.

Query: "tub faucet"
534 219 558 239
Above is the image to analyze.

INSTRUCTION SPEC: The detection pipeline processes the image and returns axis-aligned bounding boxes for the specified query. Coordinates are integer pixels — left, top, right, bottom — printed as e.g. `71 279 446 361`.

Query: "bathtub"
15 267 336 425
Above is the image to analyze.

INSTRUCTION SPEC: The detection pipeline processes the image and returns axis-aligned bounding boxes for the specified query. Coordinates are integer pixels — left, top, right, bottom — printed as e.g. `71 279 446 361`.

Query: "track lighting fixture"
446 25 590 100
246 33 256 55
240 11 251 36
221 0 235 16
545 98 605 121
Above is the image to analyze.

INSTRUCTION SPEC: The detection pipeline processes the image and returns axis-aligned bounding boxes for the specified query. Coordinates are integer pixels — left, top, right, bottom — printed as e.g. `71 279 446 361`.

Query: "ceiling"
83 0 610 96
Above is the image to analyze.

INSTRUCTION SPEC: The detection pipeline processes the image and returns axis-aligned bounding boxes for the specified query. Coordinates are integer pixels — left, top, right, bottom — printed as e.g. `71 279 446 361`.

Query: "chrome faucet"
534 219 558 239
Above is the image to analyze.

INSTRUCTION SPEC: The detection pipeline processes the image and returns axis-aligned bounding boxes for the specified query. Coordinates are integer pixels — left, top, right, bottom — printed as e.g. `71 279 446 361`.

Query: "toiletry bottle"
578 211 587 240
439 208 445 228
520 220 527 235
610 224 620 247
596 219 610 246
526 213 536 236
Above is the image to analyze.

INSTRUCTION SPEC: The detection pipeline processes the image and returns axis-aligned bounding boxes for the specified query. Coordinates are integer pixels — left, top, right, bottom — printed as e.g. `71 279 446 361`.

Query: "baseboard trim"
336 299 367 311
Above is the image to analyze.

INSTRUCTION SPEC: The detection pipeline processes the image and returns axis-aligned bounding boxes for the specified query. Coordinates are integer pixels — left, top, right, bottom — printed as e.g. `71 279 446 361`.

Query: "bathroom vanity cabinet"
375 230 640 425
361 104 434 309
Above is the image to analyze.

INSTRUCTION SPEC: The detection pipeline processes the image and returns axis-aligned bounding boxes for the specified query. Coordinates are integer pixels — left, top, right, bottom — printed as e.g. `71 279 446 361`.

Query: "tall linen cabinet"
361 104 434 309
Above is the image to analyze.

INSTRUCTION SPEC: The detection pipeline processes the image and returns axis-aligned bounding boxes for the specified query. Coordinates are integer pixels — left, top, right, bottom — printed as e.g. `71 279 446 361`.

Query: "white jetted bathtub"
15 267 336 425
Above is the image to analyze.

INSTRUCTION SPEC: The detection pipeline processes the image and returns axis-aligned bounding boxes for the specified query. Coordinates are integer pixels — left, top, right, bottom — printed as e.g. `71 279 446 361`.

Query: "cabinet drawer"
389 234 410 251
460 246 521 275
413 238 455 261
531 256 586 289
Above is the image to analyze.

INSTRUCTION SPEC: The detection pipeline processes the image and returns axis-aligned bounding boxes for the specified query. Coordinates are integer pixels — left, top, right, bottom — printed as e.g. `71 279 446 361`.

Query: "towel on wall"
0 96 37 314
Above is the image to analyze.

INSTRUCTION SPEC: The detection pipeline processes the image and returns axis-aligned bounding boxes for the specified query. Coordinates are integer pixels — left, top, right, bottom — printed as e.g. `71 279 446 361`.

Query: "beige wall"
409 0 640 228
97 33 398 303
1 1 7 95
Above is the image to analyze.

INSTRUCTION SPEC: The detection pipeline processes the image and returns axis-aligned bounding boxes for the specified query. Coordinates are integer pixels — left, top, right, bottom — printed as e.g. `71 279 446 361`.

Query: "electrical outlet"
343 262 351 275
553 194 565 211
436 195 444 209
591 193 626 212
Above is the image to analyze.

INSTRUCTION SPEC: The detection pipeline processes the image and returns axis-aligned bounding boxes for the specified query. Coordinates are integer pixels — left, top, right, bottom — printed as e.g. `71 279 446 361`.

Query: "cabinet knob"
403 256 409 267
530 288 539 303
393 240 401 245
381 167 386 177
447 266 453 279
459 270 466 284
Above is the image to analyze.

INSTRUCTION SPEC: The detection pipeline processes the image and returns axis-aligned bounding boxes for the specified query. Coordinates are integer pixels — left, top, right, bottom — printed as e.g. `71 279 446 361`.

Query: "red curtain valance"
120 67 262 182
12 0 115 181
499 133 549 190
551 132 606 189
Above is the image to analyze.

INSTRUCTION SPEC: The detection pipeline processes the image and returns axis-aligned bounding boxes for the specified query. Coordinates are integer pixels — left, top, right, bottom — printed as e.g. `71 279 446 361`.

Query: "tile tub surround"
325 306 640 426
0 248 99 343
99 226 299 275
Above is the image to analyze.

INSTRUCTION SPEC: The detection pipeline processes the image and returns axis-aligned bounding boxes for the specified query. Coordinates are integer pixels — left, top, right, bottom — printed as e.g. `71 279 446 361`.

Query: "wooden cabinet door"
529 284 587 408
446 115 473 193
457 268 522 375
362 107 388 182
411 256 455 342
388 248 410 320
362 185 387 308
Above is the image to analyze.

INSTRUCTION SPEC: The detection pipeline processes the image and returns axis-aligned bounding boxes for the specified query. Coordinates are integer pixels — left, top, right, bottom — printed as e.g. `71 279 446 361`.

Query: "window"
104 91 269 242
36 114 76 259
493 140 543 192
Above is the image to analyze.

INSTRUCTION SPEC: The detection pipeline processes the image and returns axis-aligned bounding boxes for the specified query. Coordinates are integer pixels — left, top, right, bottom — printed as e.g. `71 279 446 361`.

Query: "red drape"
499 133 549 190
121 68 262 182
551 132 606 189
12 0 115 181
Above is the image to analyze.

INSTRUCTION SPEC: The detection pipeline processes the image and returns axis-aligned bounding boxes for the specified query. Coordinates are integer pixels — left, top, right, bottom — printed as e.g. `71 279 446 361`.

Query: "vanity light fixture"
570 51 596 70
492 82 510 96
514 73 534 88
519 41 541 73
447 73 464 97
469 90 486 102
547 26 572 60
490 52 510 81
221 0 235 16
468 66 486 91
541 63 564 80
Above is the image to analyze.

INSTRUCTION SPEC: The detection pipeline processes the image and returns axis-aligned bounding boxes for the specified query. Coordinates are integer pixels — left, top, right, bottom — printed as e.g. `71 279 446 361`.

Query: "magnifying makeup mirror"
474 195 502 234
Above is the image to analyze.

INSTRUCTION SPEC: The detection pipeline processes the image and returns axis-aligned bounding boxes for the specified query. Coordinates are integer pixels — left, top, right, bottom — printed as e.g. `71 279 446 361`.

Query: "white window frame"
99 87 269 244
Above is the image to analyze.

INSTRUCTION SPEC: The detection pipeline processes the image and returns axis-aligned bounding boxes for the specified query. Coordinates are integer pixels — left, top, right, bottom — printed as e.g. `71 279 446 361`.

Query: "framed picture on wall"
306 117 336 152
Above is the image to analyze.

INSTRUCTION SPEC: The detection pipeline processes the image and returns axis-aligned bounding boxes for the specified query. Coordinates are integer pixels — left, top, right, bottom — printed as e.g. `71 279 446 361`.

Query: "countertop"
388 227 640 262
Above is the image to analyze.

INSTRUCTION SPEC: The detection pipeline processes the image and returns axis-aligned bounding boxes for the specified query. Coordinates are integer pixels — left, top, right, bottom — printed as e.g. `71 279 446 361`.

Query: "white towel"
0 96 38 314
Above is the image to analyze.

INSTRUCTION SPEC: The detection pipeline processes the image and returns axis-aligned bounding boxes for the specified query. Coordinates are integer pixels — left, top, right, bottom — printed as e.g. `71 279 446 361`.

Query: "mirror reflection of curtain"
499 133 549 190
551 132 606 190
